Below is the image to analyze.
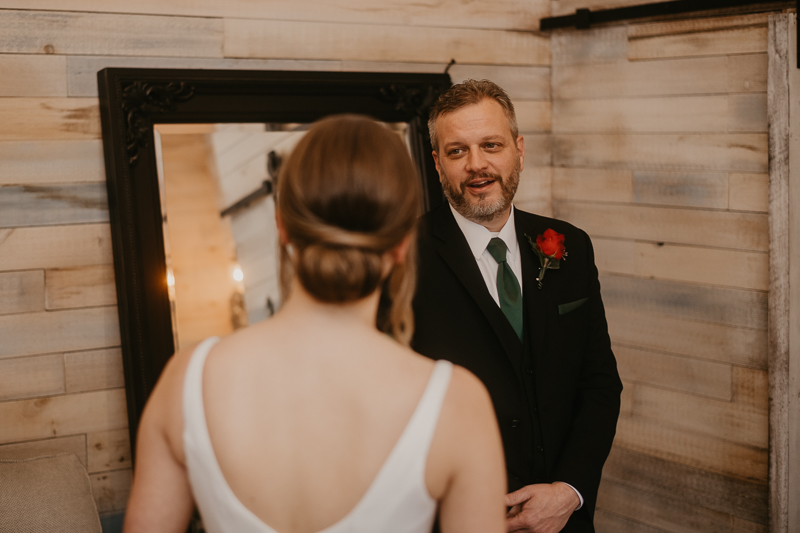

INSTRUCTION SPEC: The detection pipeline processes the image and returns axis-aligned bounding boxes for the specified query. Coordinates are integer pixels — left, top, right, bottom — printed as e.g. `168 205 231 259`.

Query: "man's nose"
465 148 488 172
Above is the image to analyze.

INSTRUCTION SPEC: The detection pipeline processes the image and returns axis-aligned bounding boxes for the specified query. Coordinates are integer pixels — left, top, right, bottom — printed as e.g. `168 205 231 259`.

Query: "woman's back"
189 309 448 533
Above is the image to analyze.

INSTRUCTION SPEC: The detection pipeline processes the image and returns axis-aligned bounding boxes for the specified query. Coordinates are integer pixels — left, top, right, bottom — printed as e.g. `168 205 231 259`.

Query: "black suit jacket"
411 204 622 532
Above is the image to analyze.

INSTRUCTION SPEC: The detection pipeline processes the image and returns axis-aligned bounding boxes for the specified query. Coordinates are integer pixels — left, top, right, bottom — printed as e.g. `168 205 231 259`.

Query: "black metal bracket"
540 0 790 30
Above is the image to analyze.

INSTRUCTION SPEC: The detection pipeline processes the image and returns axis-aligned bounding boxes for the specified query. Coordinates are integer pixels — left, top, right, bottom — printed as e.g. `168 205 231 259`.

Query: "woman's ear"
275 209 289 245
390 233 413 265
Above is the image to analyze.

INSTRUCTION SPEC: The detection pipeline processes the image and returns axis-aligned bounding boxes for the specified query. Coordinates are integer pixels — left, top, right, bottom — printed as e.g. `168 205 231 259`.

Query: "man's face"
432 98 524 229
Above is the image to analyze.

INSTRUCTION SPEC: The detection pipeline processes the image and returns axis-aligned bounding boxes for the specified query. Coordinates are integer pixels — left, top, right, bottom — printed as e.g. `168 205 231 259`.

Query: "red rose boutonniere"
525 229 566 289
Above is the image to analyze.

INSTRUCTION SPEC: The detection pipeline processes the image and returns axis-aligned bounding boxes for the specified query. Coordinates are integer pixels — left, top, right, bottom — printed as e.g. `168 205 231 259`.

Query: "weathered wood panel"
0 307 120 359
0 0 549 31
0 434 86 467
516 167 552 214
223 19 550 66
67 56 341 97
614 344 732 400
0 54 66 97
552 133 768 172
0 354 64 401
0 10 222 57
0 98 100 141
0 388 127 445
522 134 552 168
606 308 767 369
551 0 655 16
614 416 768 482
728 93 768 132
0 140 105 185
629 25 768 60
620 380 634 417
730 172 769 212
87 428 131 474
594 238 769 291
0 270 44 316
64 348 124 394
553 96 729 133
733 366 769 411
554 201 769 251
594 509 667 533
0 183 108 227
732 517 769 533
600 274 768 330
0 224 113 271
627 13 770 39
516 101 551 133
445 64 551 100
551 26 627 66
45 265 117 310
91 468 132 513
553 168 632 203
603 446 768 524
553 55 766 99
597 478 733 533
633 384 768 448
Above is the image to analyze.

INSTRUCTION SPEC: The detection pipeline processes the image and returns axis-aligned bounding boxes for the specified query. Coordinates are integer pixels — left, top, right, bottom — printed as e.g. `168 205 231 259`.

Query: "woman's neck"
277 277 380 332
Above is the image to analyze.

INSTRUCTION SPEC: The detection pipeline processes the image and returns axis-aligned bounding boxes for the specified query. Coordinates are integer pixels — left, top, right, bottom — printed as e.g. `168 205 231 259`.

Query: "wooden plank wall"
551 12 770 533
0 1 550 523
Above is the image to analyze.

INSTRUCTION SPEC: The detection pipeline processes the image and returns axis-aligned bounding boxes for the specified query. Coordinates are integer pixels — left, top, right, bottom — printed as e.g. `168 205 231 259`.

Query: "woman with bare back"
123 114 506 533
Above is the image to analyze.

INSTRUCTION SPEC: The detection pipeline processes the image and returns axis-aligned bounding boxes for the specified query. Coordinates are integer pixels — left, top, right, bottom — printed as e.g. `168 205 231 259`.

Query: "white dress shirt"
449 203 585 510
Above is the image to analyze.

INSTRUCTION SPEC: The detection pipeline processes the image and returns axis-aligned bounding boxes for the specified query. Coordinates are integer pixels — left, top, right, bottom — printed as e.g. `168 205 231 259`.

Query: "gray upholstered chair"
0 452 102 533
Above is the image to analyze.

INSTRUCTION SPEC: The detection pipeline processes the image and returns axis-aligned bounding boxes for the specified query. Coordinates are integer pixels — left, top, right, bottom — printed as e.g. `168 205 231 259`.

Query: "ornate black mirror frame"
97 68 451 455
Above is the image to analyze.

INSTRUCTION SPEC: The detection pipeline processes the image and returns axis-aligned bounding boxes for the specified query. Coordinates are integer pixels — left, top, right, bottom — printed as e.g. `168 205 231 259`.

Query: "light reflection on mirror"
153 121 409 351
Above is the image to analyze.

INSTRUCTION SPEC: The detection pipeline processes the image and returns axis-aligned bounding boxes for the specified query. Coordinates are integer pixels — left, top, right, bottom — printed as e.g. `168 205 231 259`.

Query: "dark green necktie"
486 238 523 342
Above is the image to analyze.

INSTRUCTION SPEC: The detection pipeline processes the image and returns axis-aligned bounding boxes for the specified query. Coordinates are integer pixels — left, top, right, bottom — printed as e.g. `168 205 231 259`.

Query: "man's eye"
448 148 464 156
485 143 500 149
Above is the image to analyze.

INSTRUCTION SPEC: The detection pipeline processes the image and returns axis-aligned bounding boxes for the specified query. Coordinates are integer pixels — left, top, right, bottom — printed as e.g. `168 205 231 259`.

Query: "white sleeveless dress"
182 336 454 533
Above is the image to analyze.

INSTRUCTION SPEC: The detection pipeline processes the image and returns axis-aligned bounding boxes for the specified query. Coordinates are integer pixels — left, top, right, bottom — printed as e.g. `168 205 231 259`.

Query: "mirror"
97 68 451 454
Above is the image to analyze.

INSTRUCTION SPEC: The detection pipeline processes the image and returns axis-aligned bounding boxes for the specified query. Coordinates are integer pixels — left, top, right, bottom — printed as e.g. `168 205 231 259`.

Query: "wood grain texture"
0 388 127 445
629 25 768 60
0 270 44 316
628 12 770 39
554 201 769 251
223 19 550 66
730 172 769 212
87 428 131 474
552 133 768 172
0 54 66 97
46 265 117 310
551 26 628 66
553 54 766 99
733 366 769 411
603 446 768 524
446 64 551 100
0 10 222 57
594 509 669 533
516 101 551 133
597 478 733 533
594 238 769 291
0 0 550 31
0 434 86 467
606 308 767 369
516 167 552 215
64 348 124 394
728 93 768 132
91 468 132 513
67 55 341 97
0 183 108 227
0 307 120 359
553 96 729 133
553 168 633 203
551 0 657 17
0 354 64 401
732 517 769 533
600 274 767 330
614 415 768 482
0 140 105 185
632 384 768 448
613 344 732 400
0 224 113 271
0 98 100 141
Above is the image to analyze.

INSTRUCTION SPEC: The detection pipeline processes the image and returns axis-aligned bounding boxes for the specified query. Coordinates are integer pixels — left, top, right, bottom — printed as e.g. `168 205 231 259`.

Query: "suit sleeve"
551 230 622 516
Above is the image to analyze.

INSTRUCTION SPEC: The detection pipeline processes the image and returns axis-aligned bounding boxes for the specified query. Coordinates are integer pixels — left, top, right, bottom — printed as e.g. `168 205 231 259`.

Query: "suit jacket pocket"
558 297 588 315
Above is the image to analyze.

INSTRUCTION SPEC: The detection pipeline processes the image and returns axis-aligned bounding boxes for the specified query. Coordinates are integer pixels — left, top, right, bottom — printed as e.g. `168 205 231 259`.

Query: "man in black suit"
412 80 622 533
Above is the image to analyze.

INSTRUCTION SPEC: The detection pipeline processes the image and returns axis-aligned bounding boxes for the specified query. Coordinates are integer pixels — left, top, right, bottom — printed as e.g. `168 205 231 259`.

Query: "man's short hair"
428 79 519 151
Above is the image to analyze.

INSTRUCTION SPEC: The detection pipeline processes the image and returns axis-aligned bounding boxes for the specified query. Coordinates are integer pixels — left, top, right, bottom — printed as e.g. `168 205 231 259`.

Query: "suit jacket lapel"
430 206 525 370
516 211 548 373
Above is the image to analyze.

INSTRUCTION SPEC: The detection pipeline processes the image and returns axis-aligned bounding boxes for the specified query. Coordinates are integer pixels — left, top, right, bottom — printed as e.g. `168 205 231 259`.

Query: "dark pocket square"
558 297 588 315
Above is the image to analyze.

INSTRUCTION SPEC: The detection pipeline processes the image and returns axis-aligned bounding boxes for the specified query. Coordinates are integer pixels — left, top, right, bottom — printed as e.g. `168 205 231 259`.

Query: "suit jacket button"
537 445 544 452
526 368 534 376
510 419 520 428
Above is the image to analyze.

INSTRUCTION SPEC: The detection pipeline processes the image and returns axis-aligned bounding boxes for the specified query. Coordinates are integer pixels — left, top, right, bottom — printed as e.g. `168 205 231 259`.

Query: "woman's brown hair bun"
277 114 422 343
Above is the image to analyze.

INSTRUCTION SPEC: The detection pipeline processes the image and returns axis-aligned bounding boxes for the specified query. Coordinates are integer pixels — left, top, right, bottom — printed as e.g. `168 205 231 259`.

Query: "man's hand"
505 482 580 533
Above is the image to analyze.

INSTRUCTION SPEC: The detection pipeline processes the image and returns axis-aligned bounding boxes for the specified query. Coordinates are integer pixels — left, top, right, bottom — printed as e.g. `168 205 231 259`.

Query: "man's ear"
432 150 442 179
516 135 525 172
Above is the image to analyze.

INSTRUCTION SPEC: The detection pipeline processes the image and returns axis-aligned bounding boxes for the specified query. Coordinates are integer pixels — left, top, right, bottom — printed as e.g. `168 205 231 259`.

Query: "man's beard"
441 158 521 224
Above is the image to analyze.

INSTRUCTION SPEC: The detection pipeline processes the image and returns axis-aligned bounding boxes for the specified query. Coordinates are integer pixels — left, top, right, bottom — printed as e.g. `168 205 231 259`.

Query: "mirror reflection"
153 121 410 350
